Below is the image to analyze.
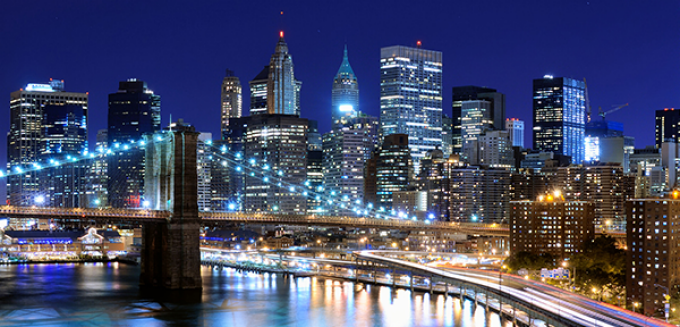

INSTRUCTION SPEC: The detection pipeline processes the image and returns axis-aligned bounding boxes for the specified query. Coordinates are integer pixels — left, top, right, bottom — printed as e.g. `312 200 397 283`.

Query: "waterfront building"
7 79 88 207
0 228 124 260
452 86 506 155
510 194 594 261
220 69 242 139
107 79 161 208
505 118 524 148
380 45 442 170
332 45 359 129
626 197 680 316
533 76 586 163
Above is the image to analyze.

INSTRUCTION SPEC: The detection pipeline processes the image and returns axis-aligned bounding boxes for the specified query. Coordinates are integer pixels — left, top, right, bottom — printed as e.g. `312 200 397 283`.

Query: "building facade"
626 198 680 316
510 196 594 261
267 32 301 116
322 115 379 216
220 69 242 139
655 108 680 149
380 45 442 170
232 114 308 214
505 118 525 148
7 80 88 207
373 134 411 211
107 79 161 208
449 167 511 223
332 45 359 128
533 76 586 164
452 86 506 155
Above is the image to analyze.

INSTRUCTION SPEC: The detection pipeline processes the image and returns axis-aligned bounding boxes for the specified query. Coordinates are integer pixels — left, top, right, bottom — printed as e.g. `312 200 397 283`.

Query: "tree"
570 235 625 299
505 251 555 272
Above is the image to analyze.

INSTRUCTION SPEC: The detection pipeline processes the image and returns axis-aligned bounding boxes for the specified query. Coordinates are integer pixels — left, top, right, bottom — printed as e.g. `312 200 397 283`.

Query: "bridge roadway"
356 251 671 327
0 206 509 236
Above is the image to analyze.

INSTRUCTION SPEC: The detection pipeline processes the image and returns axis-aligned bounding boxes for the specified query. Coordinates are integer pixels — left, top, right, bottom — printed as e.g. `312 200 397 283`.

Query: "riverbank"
0 257 139 265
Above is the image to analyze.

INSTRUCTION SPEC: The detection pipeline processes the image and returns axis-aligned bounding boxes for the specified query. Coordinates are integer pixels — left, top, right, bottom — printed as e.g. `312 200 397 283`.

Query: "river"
0 263 509 326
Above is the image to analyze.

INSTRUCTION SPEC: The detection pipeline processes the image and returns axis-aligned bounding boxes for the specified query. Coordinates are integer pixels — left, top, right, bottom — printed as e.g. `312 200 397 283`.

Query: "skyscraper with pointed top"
266 31 301 116
332 45 359 129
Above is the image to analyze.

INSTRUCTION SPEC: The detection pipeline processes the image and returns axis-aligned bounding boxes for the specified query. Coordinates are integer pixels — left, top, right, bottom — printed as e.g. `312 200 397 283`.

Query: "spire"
275 31 288 53
335 44 356 79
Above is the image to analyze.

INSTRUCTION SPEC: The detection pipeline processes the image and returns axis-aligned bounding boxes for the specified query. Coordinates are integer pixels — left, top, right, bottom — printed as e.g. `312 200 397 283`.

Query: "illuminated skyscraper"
452 86 506 154
332 45 359 128
374 134 411 211
226 114 308 214
267 32 301 116
220 69 242 139
7 79 88 206
249 66 269 116
505 118 525 148
380 45 442 170
323 115 379 216
107 79 161 208
533 76 586 163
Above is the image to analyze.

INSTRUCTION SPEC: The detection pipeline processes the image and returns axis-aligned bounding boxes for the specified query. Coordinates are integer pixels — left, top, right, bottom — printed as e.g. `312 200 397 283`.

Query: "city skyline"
1 1 678 200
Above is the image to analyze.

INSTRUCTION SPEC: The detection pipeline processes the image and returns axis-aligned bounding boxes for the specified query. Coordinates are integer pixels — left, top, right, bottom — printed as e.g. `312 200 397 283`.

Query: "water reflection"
0 264 504 326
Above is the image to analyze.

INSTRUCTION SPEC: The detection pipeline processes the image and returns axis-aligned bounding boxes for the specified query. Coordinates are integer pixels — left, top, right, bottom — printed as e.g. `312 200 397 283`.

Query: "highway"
357 251 673 327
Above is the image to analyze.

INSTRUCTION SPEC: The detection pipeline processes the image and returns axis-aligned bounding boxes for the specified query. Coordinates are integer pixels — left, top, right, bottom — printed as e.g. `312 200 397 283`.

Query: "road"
357 251 673 327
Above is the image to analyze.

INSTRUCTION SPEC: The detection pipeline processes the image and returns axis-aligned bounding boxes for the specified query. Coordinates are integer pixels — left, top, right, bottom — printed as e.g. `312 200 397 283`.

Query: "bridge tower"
140 124 202 290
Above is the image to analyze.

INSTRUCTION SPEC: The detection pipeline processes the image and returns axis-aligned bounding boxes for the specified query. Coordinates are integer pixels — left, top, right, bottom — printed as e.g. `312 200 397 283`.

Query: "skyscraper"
249 66 269 116
323 115 379 216
460 100 493 162
267 32 301 116
220 69 242 139
227 114 308 214
655 108 680 148
505 118 525 148
107 79 161 208
7 79 88 206
533 76 586 163
332 45 359 128
451 86 506 154
374 134 411 211
380 45 442 170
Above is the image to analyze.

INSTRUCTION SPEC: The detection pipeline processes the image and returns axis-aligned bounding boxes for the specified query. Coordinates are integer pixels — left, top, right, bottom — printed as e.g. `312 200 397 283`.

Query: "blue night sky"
1 1 679 199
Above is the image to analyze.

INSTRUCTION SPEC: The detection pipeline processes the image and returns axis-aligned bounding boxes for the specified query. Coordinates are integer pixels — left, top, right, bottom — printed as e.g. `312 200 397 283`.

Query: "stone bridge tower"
140 124 202 289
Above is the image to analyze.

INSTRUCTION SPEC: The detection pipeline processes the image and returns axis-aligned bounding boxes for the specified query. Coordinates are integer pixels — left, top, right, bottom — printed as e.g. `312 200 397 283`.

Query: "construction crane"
584 78 592 123
599 103 629 120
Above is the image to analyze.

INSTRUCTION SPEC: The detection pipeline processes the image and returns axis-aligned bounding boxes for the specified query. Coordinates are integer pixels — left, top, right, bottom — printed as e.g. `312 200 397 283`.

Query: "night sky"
1 1 679 200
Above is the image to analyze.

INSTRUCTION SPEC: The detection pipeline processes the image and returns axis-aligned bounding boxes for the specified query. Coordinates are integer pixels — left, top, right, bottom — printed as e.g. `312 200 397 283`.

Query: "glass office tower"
107 79 161 208
7 79 88 206
533 76 586 163
380 45 442 171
